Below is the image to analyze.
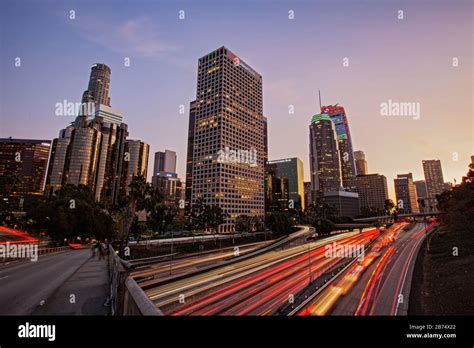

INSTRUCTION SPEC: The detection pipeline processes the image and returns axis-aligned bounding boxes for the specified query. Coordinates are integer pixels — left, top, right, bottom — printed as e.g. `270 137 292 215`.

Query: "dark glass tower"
321 104 356 190
309 113 342 201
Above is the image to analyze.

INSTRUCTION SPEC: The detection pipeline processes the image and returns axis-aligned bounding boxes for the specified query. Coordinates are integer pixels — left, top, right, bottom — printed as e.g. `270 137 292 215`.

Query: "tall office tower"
187 46 265 232
65 116 101 187
354 150 368 175
422 160 445 210
95 117 128 205
264 165 289 212
46 115 128 204
185 101 196 208
265 158 305 211
152 149 182 202
153 150 177 174
321 105 356 189
46 64 129 205
123 140 149 192
309 113 342 201
414 180 427 210
0 138 51 201
82 63 111 106
263 116 268 163
303 181 312 210
394 173 419 213
349 174 389 214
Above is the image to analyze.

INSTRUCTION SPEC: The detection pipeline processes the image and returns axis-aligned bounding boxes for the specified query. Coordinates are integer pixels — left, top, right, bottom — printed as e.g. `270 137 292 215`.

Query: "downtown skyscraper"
45 63 145 205
123 140 149 193
81 63 111 106
321 104 357 189
0 138 51 206
349 174 389 214
309 113 342 198
309 113 359 216
265 158 305 211
354 150 368 175
185 47 265 232
394 173 419 213
422 159 445 210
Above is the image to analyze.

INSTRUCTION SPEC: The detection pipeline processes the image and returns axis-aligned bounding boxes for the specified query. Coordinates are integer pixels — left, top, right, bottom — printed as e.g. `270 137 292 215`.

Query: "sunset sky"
1 0 472 200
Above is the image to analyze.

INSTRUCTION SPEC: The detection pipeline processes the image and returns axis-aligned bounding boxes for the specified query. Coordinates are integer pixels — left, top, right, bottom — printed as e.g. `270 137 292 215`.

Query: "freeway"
132 225 315 287
131 240 273 283
0 249 91 315
140 227 381 315
298 221 437 316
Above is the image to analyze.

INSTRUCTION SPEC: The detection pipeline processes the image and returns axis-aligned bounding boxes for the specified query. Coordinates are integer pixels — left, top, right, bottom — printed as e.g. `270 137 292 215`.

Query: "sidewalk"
32 253 110 315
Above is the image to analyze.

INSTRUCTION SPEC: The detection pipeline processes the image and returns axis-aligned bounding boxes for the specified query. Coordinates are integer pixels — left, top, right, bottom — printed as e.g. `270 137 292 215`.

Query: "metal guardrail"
108 245 128 316
108 244 163 315
38 246 70 255
123 277 163 315
1 245 70 264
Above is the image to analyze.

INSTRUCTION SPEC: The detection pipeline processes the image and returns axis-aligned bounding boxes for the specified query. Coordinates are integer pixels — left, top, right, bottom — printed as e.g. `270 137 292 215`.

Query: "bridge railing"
123 277 163 315
108 245 128 316
107 244 163 315
1 245 70 264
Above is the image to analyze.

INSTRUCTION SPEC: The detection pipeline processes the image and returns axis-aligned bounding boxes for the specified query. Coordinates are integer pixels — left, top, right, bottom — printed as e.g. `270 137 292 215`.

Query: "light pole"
169 231 174 276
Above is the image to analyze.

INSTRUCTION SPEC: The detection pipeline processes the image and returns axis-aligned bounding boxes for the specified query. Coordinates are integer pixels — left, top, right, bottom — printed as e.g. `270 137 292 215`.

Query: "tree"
235 215 253 232
313 218 336 236
265 212 294 235
384 199 395 215
206 205 228 234
115 175 148 256
189 198 208 232
437 168 474 234
146 187 175 235
26 184 115 245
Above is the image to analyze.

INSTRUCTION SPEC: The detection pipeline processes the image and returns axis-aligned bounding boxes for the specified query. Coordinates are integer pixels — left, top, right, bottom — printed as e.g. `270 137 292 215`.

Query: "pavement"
0 248 110 315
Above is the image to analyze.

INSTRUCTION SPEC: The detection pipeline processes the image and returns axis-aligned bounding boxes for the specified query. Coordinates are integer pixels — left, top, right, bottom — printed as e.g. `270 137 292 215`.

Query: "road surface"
298 222 436 316
141 228 380 315
0 249 91 315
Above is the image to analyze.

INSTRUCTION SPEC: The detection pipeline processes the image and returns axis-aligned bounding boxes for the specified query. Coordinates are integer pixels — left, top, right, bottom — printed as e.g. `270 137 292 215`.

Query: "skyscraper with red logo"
321 104 357 190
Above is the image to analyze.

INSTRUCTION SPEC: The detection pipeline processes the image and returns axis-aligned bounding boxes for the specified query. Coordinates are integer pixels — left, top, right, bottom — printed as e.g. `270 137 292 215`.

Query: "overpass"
353 211 441 223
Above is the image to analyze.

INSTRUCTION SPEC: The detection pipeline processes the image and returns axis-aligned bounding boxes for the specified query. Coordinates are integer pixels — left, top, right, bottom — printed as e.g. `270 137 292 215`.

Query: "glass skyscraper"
265 158 305 211
186 46 265 232
0 138 51 198
321 105 356 190
309 113 342 199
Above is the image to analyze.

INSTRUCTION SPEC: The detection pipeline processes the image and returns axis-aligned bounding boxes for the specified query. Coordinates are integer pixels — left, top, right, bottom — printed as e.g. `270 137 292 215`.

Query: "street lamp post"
169 231 174 276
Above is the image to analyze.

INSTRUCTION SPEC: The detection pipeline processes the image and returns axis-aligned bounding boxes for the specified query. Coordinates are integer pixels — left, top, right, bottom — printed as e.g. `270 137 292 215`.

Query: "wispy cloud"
71 15 179 58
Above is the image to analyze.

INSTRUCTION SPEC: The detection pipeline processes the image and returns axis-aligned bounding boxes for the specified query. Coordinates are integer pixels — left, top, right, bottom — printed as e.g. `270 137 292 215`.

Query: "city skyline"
1 0 472 202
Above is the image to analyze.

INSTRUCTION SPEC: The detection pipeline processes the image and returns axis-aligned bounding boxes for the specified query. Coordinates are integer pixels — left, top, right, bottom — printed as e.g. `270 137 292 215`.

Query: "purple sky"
1 0 472 199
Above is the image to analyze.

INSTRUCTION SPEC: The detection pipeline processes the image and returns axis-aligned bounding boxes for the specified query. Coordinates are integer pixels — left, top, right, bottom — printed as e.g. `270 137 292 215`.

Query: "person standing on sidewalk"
91 242 98 259
99 241 106 260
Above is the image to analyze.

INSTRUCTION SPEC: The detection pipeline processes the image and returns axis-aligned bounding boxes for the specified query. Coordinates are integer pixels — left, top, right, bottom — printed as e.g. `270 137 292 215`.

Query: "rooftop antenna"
318 90 322 111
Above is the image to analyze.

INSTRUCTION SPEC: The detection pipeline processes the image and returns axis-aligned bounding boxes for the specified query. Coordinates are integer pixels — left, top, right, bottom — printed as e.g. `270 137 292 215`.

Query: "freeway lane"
134 225 314 288
131 241 272 283
142 228 381 315
0 249 91 315
354 222 435 316
300 222 436 316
